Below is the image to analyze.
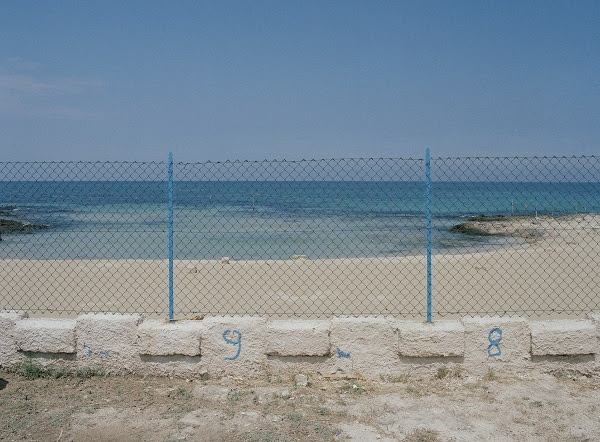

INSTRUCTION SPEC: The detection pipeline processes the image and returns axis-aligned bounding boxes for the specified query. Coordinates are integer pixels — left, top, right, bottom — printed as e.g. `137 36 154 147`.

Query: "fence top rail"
0 160 167 166
0 155 597 166
177 157 423 166
432 154 597 160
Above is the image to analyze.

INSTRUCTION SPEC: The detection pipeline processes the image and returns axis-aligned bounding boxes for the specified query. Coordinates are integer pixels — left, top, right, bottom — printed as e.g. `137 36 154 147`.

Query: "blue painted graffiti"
223 329 242 360
487 327 503 357
337 348 351 359
82 342 110 358
82 342 93 357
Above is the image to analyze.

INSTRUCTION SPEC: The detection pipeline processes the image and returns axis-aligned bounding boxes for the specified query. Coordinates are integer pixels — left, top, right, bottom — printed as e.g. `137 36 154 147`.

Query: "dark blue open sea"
1 181 599 259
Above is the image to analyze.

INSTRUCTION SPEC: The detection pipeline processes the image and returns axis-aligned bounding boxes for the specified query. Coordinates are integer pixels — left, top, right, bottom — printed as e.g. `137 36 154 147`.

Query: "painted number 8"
487 327 502 357
223 329 242 360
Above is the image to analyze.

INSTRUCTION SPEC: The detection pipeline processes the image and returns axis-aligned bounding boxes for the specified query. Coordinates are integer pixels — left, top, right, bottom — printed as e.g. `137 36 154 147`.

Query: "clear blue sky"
1 1 598 161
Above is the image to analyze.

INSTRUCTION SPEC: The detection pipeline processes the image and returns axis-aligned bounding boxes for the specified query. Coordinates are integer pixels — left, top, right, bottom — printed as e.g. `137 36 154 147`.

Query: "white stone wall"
1 310 598 379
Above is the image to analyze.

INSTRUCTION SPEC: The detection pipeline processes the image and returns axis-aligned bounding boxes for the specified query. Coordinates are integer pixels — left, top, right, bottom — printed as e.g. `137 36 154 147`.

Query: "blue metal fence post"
425 148 432 322
168 152 174 321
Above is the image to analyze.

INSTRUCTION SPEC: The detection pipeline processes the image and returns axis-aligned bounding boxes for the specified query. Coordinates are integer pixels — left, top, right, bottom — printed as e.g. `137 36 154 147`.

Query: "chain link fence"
0 155 598 319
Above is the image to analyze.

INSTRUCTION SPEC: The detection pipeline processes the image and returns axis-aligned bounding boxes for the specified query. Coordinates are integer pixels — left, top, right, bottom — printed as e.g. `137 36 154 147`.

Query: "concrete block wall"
0 311 28 366
0 310 598 379
16 318 76 354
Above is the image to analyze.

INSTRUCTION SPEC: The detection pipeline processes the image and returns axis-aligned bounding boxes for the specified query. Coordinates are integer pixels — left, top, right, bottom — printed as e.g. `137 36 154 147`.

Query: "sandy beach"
1 214 598 319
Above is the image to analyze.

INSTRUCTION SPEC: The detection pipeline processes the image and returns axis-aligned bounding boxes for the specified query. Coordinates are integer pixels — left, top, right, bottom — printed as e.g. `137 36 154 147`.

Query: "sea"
0 181 599 260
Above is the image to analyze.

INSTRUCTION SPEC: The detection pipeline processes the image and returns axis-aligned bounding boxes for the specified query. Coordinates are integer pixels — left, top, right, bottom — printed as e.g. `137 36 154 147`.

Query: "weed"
160 404 194 419
436 366 463 380
314 425 337 439
52 367 68 378
17 360 105 380
531 400 543 408
405 385 424 397
75 367 104 378
20 360 76 380
21 360 51 379
387 374 410 383
436 367 449 379
287 412 303 422
315 406 331 416
339 381 366 395
403 428 440 442
228 390 244 402
250 432 291 442
172 387 191 399
484 368 496 381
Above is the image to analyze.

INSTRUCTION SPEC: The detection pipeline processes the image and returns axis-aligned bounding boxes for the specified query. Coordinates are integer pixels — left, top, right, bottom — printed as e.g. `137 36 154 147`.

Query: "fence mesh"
0 156 598 319
0 161 167 315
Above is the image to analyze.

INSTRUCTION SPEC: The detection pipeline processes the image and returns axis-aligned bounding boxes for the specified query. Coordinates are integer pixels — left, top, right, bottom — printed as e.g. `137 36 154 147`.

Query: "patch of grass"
20 360 69 380
484 368 496 381
160 404 195 419
403 428 440 442
436 367 449 379
52 366 69 378
313 425 337 439
22 360 51 379
250 431 291 442
228 390 247 402
387 374 410 383
287 412 303 422
16 360 104 380
338 381 366 395
75 367 105 378
405 385 424 397
436 366 463 380
315 406 331 416
49 407 77 427
169 387 191 399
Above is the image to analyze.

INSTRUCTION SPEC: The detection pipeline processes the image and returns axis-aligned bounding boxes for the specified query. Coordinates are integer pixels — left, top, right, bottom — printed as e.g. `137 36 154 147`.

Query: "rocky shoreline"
451 213 599 241
0 206 49 239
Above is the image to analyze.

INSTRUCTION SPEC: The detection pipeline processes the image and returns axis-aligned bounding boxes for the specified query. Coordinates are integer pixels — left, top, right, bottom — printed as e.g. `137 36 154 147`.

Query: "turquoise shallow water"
0 181 598 259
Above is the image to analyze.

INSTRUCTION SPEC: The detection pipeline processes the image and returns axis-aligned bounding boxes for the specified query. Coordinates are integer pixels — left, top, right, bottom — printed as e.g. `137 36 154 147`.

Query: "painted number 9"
223 329 242 360
487 327 502 357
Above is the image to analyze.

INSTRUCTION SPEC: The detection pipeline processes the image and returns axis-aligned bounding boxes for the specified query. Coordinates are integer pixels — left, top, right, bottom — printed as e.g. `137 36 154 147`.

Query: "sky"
0 1 598 162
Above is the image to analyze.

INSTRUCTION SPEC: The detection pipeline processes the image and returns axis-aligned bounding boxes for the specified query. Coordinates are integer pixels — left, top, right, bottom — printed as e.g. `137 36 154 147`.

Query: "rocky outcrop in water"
0 206 49 240
451 213 599 241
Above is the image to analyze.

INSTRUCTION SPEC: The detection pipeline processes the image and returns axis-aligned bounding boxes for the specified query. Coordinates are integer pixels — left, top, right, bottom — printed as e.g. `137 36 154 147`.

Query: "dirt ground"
1 365 599 442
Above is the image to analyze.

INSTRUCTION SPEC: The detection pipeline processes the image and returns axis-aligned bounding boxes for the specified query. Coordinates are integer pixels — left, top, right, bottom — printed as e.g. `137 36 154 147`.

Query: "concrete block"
588 312 600 356
265 320 330 357
201 316 267 377
137 320 203 356
0 311 28 366
531 320 596 356
462 317 531 373
397 320 464 357
329 317 398 377
588 313 600 335
76 313 143 372
15 318 76 354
